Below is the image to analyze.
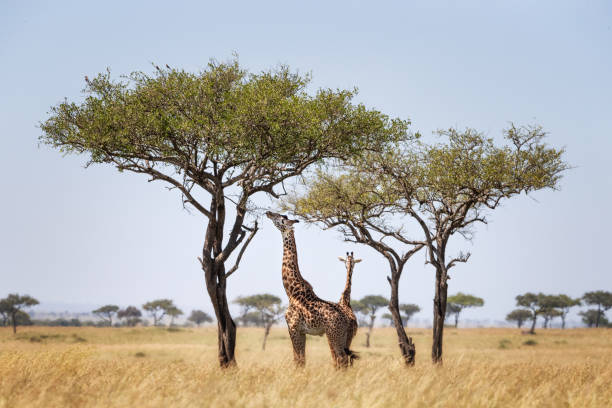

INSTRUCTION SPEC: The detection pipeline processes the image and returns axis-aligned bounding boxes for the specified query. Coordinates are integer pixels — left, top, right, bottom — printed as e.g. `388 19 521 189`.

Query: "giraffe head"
266 211 299 234
338 251 362 271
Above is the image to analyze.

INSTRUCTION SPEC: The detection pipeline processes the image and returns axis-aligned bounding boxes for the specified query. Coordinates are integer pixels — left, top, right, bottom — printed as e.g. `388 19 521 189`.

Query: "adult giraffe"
266 211 358 368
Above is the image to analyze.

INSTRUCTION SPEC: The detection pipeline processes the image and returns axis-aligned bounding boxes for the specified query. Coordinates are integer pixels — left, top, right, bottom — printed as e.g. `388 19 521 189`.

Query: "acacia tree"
287 171 422 365
556 295 581 329
516 293 544 334
582 291 612 328
0 294 39 334
506 309 532 328
92 305 120 326
445 293 484 328
234 294 285 350
143 299 175 326
353 295 388 349
188 310 213 327
117 306 142 326
579 309 609 327
399 304 420 326
167 306 184 326
294 125 566 363
40 59 405 367
386 127 566 362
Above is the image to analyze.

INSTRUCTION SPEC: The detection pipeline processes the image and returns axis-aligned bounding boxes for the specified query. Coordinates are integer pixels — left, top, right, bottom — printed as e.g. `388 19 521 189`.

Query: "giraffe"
338 251 361 364
266 211 358 368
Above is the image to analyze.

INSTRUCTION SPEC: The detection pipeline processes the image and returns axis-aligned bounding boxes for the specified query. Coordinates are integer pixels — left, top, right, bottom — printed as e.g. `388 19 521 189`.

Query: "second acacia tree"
291 125 567 364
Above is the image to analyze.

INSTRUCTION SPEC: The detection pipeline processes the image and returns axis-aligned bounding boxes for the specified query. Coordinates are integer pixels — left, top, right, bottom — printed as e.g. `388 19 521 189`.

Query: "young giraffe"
338 251 361 365
266 211 358 368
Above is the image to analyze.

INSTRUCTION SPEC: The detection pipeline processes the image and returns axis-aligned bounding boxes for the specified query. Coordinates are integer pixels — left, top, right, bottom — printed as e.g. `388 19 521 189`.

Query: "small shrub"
134 352 146 358
499 339 512 349
167 327 181 332
72 334 87 343
523 339 538 346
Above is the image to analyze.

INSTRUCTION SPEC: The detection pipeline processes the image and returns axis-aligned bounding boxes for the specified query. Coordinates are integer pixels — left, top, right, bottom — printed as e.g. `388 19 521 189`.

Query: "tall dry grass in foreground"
0 326 610 407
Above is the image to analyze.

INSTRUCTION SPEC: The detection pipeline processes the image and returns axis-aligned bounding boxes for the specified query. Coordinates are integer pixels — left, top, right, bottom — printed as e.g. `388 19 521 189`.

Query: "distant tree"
445 303 461 327
582 291 612 328
0 294 39 333
382 313 395 327
399 304 420 326
232 294 285 350
234 296 256 327
353 295 388 347
445 293 484 328
579 309 609 328
540 307 563 328
117 306 142 327
240 311 264 326
506 309 532 328
92 305 120 326
516 293 544 334
14 310 33 326
143 299 175 326
167 306 184 327
188 310 213 327
555 295 581 329
538 295 563 328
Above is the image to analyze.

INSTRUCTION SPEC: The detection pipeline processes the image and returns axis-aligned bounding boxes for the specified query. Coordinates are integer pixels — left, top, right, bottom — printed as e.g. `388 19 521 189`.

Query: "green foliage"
0 293 39 333
506 309 533 328
117 306 142 326
187 310 213 326
579 309 610 328
399 304 420 325
353 295 388 316
582 291 612 311
446 293 484 327
234 294 284 328
142 299 176 326
40 58 407 200
92 305 119 326
515 293 542 312
353 295 388 328
447 293 484 309
523 339 538 346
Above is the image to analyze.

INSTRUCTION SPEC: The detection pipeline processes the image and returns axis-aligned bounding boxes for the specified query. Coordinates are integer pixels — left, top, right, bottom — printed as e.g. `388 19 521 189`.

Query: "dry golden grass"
0 326 610 407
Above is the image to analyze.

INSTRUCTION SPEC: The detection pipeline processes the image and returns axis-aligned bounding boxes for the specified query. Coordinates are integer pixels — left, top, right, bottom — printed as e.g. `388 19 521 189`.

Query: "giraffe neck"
340 265 353 307
281 229 313 299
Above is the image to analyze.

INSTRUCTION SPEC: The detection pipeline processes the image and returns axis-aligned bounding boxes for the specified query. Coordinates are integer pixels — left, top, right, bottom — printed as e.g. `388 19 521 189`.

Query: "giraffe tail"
345 348 360 365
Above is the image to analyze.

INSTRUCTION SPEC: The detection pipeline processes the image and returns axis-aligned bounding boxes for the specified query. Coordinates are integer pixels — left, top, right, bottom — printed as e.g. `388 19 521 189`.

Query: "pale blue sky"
1 1 610 325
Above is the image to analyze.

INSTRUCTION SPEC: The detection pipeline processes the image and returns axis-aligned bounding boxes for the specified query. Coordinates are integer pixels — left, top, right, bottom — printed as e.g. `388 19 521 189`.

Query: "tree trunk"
11 313 17 334
561 315 566 329
517 320 522 329
596 305 601 328
529 314 537 334
388 276 415 365
365 315 375 347
431 268 448 364
454 313 459 328
204 261 236 368
262 324 272 351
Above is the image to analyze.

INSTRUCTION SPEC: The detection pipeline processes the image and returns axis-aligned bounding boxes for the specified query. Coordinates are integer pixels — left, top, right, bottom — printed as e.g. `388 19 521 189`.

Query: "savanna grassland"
0 326 610 407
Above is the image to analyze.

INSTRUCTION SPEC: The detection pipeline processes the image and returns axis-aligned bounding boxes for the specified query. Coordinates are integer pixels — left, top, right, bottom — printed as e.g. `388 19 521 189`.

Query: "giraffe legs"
286 305 306 367
326 331 349 369
288 327 306 367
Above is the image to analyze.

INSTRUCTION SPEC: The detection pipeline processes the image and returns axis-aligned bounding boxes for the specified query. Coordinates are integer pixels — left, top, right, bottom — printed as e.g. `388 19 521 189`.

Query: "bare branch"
225 221 259 278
